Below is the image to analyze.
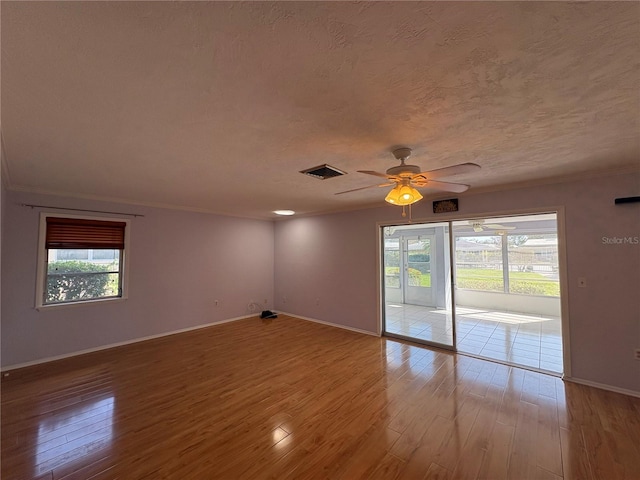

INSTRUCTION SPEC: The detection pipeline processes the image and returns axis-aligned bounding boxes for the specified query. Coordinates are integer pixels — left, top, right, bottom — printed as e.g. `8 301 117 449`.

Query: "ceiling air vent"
300 164 346 180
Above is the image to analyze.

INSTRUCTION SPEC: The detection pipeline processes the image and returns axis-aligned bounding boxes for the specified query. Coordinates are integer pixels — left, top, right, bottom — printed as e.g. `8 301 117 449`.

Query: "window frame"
35 213 131 309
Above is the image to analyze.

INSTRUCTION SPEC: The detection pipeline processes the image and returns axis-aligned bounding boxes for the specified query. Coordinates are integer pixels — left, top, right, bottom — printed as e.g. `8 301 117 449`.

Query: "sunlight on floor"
385 303 563 374
462 310 558 325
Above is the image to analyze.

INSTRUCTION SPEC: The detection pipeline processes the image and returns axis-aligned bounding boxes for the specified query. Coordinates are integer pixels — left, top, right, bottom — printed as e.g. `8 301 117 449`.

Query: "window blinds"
45 217 126 250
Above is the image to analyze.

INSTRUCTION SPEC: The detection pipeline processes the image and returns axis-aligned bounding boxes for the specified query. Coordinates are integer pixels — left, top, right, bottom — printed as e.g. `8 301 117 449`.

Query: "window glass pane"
455 236 504 292
55 249 89 260
384 239 400 288
91 249 119 261
407 238 431 287
507 234 559 296
46 249 121 304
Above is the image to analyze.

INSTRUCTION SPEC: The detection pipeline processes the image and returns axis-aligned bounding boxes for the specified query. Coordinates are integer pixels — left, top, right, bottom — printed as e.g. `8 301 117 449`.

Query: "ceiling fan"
335 147 481 206
466 219 516 233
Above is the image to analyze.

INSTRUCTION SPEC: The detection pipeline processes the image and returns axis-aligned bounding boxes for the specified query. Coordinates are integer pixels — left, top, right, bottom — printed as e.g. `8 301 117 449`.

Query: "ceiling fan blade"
357 170 398 180
335 183 394 195
418 180 470 193
414 162 481 181
485 224 516 230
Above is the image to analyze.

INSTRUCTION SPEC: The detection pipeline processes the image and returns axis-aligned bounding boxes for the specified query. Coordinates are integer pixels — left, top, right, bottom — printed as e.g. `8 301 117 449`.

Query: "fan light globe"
384 186 402 204
385 185 422 206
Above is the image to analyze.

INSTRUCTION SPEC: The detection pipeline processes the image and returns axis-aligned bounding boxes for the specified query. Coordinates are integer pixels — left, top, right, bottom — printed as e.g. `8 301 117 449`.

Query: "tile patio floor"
384 302 563 374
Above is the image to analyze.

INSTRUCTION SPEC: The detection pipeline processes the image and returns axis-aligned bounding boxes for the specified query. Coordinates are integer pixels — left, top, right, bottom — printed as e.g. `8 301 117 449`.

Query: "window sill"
36 296 127 311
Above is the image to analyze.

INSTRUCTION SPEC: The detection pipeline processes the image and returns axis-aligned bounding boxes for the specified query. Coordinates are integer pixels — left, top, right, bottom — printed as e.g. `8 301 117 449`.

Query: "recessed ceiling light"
274 210 295 216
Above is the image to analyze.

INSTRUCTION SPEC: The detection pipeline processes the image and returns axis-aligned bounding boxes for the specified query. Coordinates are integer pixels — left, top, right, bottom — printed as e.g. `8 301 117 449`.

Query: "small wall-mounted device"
614 196 640 205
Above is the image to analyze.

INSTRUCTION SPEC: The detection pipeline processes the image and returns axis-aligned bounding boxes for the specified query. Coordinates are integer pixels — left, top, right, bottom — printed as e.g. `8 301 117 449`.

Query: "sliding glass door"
382 222 454 349
381 212 564 375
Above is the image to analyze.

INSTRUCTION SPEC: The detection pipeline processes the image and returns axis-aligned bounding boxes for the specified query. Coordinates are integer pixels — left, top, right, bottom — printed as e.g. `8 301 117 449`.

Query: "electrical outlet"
264 299 268 304
283 296 287 303
577 277 587 288
635 349 640 361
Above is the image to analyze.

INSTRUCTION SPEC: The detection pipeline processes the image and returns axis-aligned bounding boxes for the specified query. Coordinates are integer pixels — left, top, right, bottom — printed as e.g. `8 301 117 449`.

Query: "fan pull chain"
400 204 415 222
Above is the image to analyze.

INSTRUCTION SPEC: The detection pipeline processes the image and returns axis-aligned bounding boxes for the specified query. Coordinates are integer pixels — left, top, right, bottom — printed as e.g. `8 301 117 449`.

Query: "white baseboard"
564 376 640 398
278 311 380 337
1 314 256 372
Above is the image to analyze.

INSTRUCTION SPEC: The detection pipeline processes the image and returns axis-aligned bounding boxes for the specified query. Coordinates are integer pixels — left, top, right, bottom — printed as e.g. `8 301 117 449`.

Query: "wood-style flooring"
2 315 639 479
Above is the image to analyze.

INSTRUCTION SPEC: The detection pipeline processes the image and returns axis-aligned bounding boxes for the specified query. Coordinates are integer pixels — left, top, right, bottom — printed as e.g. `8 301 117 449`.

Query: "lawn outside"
456 268 559 296
386 268 559 296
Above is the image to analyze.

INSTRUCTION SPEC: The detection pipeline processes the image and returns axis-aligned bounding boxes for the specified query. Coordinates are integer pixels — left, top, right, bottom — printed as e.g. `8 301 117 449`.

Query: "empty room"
1 2 639 480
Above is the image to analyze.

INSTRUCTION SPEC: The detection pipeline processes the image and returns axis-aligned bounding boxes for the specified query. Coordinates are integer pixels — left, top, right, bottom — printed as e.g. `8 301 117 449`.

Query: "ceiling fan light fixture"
384 184 422 206
335 146 480 215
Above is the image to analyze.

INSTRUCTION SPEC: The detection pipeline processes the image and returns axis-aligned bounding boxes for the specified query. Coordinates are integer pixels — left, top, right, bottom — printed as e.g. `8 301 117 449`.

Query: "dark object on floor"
260 310 277 319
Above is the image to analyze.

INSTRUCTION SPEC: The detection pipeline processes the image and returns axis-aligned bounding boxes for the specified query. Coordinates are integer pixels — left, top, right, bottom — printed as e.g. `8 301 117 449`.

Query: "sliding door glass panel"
451 213 563 373
384 237 402 304
383 223 454 349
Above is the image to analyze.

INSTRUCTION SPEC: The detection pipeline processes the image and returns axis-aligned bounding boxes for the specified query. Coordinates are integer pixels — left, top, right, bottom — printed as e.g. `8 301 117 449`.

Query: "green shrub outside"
47 260 119 303
455 278 504 292
410 264 431 274
456 268 559 296
385 267 420 284
385 267 431 287
509 280 559 296
384 266 557 296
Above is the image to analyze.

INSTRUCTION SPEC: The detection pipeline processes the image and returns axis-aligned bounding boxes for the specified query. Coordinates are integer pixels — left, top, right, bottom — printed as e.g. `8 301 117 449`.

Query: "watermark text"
602 236 639 245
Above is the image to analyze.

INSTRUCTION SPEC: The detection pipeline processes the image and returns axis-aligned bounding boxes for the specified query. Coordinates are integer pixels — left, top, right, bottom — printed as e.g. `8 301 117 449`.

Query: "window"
455 236 504 293
36 214 130 307
507 233 559 296
453 214 559 297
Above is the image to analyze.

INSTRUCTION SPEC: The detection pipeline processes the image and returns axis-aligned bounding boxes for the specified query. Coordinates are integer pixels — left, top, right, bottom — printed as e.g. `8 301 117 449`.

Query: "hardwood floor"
2 315 639 479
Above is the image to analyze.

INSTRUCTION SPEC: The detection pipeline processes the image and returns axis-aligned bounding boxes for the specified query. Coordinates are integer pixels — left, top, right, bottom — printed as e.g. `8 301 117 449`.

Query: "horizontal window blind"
46 217 126 250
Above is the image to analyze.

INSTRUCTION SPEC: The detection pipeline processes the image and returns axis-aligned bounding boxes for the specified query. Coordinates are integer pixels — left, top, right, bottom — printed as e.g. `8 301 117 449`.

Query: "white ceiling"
2 1 639 219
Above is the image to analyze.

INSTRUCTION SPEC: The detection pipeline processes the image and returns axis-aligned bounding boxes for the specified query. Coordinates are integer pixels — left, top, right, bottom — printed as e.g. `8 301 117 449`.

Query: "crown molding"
5 165 639 221
6 184 277 222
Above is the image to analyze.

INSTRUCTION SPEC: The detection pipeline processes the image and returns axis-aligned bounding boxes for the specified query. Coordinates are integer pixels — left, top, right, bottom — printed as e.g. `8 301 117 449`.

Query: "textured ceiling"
2 1 639 219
